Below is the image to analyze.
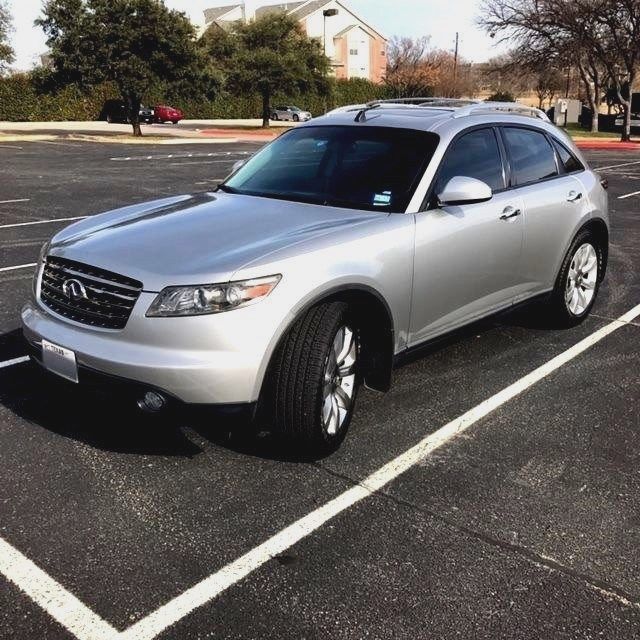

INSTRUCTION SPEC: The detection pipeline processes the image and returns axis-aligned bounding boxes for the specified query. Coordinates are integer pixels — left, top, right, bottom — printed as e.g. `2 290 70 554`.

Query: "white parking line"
0 356 29 369
0 263 37 273
110 151 252 162
0 537 118 640
595 159 640 171
1 302 638 640
0 144 23 150
0 216 87 230
618 190 640 200
0 198 30 205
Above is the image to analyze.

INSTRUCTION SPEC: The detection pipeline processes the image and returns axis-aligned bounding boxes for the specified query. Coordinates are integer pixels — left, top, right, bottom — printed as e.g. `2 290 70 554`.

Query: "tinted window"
224 126 439 213
551 138 583 173
435 128 505 194
503 127 558 185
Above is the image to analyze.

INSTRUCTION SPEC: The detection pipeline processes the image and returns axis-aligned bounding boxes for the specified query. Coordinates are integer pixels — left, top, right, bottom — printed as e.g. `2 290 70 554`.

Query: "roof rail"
454 102 550 122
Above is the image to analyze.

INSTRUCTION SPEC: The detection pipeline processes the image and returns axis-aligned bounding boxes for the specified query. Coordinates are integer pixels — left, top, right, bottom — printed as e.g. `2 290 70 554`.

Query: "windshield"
222 126 439 213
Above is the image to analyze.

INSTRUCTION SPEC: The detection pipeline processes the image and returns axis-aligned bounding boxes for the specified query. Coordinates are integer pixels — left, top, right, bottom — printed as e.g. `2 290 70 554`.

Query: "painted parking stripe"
121 302 640 640
595 159 640 171
0 216 87 230
0 356 29 369
0 198 30 205
618 190 640 200
0 263 37 273
0 537 118 640
2 301 639 640
110 151 252 162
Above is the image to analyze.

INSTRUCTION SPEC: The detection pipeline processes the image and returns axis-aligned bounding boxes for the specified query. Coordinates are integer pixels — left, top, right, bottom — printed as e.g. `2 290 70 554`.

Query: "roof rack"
327 97 551 122
453 102 550 121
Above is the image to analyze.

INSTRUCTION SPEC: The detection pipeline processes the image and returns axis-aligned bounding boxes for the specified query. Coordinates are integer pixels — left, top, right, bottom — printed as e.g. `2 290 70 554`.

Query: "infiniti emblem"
62 278 88 302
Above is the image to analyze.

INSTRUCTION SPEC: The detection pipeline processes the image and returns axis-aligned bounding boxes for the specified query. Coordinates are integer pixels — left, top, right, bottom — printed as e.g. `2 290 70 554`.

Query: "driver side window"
434 128 505 196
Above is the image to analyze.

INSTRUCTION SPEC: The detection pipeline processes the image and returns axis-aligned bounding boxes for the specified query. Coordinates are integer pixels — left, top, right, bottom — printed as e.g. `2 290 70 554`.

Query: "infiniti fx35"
22 101 609 454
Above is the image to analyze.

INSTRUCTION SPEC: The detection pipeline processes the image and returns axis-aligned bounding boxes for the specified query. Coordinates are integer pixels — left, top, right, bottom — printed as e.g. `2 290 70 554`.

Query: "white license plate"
42 340 78 383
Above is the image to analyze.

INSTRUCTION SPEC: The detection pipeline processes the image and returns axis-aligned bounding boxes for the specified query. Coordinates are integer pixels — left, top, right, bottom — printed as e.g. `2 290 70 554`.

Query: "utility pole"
452 32 459 98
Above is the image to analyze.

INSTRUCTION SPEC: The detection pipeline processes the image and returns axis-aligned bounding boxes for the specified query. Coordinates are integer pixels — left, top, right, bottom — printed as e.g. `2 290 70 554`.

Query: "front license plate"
42 340 78 383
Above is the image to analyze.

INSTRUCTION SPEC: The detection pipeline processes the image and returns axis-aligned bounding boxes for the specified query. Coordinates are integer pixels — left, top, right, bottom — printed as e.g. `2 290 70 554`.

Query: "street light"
323 8 339 57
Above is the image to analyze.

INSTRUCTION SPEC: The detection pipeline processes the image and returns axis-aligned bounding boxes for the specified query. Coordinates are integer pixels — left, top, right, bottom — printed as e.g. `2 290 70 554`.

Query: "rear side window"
502 127 558 185
551 138 583 173
434 128 505 194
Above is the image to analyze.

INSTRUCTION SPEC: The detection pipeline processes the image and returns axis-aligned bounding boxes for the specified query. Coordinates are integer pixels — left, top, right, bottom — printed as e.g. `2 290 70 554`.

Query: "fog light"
137 391 166 413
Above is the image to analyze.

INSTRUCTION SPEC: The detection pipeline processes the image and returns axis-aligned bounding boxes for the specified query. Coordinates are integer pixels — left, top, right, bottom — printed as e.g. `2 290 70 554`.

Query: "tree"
0 0 14 75
203 14 330 128
479 0 640 139
37 0 200 136
385 36 440 97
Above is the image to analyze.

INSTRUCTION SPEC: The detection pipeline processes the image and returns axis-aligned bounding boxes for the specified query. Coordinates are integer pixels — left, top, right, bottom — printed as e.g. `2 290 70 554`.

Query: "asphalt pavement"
0 140 639 639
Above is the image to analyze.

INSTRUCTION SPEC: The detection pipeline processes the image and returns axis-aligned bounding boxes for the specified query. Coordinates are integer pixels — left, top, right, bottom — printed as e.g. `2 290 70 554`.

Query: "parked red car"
153 105 184 124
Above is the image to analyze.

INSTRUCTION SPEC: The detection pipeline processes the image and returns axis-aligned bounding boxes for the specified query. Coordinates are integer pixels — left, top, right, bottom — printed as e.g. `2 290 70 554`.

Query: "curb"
574 140 640 151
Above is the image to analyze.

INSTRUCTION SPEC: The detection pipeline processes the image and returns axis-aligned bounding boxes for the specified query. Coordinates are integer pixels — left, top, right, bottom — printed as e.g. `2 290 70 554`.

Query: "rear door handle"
567 191 583 202
500 207 522 221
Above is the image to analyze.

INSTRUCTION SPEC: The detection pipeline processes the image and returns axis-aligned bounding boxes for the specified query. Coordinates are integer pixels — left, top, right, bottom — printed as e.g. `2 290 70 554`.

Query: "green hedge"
0 74 394 121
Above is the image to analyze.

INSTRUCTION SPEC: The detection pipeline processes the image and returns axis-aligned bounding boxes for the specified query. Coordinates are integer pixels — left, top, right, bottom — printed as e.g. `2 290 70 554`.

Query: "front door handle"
567 191 583 202
500 207 522 221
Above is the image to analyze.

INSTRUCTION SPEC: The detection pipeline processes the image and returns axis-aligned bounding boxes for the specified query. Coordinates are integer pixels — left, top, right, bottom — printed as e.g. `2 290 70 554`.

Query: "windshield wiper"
216 184 237 194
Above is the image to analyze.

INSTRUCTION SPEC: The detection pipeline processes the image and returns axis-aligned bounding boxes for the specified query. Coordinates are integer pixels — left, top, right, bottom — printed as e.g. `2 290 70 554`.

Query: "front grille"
40 256 143 330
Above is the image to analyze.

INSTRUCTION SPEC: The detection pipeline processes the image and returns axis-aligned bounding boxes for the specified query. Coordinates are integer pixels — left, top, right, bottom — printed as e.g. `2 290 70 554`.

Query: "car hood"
49 192 381 291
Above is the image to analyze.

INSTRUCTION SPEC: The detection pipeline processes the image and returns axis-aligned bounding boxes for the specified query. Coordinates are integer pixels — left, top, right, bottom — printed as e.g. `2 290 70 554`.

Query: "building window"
349 49 358 55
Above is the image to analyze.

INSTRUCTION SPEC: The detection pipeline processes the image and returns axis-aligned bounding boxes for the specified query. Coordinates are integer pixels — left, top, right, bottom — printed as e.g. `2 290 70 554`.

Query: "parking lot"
1 139 639 639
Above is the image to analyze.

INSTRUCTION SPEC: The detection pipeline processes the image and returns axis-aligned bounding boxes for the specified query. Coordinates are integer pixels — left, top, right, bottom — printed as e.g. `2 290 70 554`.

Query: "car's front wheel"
549 229 603 326
269 302 359 454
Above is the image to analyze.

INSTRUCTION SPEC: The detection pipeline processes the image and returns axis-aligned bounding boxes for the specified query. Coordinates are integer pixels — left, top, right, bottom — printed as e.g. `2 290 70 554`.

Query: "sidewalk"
0 119 292 144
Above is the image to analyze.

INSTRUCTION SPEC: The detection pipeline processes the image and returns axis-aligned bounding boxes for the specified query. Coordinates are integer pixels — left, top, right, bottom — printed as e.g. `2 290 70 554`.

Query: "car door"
410 127 525 345
500 126 590 300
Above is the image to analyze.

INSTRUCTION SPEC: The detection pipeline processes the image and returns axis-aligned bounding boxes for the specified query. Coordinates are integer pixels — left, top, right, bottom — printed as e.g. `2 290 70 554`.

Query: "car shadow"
0 329 201 458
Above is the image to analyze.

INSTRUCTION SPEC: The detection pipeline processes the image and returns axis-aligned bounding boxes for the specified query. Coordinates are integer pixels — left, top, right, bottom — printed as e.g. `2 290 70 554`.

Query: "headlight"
146 275 281 317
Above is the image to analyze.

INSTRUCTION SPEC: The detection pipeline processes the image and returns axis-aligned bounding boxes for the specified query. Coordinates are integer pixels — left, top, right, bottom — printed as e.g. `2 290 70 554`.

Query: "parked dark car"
99 100 154 124
153 105 184 124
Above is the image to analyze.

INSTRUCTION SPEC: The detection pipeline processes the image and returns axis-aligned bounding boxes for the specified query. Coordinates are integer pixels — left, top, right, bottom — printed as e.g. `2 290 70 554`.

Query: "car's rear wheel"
272 113 279 121
293 114 300 122
269 302 359 454
549 229 603 326
106 115 112 123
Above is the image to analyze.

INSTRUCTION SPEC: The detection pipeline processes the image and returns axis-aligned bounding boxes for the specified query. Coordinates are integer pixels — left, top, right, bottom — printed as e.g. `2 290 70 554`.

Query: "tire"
293 114 300 122
269 301 360 454
548 229 603 326
272 113 279 121
171 120 179 125
106 115 112 123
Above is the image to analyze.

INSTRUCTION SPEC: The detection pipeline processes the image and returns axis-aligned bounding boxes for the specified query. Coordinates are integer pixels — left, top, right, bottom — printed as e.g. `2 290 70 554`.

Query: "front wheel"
269 302 359 454
548 230 603 326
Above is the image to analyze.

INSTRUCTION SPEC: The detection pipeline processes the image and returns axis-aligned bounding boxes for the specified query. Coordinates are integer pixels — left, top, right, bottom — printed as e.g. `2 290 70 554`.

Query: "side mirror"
231 159 246 174
437 176 493 206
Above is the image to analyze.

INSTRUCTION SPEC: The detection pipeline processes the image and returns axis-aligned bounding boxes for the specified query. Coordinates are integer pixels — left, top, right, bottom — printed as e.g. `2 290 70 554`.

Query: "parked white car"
271 105 312 122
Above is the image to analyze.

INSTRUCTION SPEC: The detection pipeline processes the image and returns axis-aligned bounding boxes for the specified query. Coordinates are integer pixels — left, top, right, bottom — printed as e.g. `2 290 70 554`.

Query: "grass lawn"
562 123 619 139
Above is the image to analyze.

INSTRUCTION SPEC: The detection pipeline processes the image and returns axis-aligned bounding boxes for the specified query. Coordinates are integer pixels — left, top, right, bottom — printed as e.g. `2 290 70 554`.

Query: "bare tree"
384 36 441 97
479 0 640 139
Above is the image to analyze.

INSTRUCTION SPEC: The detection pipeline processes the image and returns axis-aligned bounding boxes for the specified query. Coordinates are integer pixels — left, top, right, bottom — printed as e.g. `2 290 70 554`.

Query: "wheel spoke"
334 385 351 411
336 327 354 364
582 279 596 291
327 394 340 435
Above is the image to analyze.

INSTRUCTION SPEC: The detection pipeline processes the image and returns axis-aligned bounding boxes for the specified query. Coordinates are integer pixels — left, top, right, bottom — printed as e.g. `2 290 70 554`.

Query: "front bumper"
21 293 280 405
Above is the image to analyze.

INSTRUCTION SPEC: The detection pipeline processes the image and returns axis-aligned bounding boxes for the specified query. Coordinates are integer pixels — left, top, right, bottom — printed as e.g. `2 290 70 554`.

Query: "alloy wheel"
565 242 598 316
321 325 357 436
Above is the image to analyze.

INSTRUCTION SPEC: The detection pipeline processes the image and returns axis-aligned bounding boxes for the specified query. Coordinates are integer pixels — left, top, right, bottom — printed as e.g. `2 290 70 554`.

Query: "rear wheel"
272 113 279 121
269 302 359 454
293 114 300 122
548 229 602 326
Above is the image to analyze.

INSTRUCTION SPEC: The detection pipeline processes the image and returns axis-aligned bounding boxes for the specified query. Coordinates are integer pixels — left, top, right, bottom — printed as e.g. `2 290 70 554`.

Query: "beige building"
203 1 388 83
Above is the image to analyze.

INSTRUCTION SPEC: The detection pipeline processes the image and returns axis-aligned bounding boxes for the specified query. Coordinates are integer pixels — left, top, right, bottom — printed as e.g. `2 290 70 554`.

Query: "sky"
6 0 507 71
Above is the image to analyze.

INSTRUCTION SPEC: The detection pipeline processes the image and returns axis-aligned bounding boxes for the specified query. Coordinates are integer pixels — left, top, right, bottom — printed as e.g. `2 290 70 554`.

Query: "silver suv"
22 99 609 454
